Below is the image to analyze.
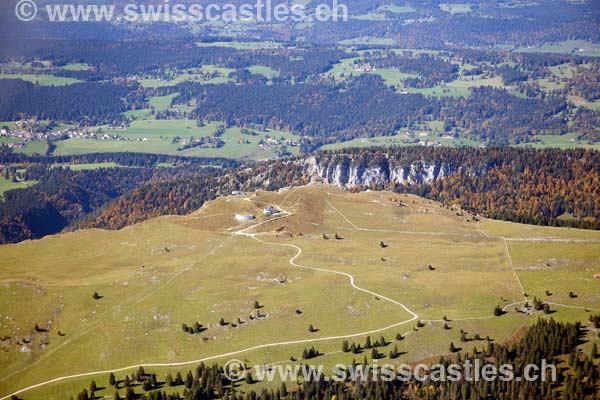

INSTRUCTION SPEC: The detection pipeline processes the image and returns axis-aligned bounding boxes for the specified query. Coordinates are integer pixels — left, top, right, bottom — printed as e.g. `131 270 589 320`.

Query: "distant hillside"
76 147 600 234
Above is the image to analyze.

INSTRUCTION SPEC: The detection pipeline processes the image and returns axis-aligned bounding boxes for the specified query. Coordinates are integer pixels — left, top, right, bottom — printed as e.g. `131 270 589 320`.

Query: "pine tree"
592 343 598 359
371 348 379 359
143 379 153 391
193 321 202 333
125 387 135 400
342 340 350 352
544 304 552 314
109 372 116 387
185 371 193 388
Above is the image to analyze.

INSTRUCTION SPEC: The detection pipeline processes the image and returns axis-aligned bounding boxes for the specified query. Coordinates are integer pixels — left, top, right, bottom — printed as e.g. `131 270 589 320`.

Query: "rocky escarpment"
302 153 452 188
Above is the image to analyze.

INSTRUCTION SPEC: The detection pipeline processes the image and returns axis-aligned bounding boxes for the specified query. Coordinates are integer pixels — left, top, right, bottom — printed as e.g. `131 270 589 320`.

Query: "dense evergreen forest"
67 317 600 400
0 79 136 125
183 76 436 144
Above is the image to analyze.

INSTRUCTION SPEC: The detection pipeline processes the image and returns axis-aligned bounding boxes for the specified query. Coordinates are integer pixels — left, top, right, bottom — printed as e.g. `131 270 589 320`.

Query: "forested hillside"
71 147 600 234
0 151 238 243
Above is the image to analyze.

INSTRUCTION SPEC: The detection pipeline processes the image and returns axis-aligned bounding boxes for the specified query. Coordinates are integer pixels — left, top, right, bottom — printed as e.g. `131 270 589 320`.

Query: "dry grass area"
1 184 599 399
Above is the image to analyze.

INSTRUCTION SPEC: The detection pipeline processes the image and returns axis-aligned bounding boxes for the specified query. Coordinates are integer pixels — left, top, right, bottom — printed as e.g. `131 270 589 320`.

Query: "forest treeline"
0 79 137 125
67 147 600 235
2 146 598 244
0 40 345 81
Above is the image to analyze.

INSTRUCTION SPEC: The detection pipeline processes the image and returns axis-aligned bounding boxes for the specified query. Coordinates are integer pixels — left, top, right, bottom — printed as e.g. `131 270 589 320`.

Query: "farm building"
263 206 279 215
235 214 255 221
594 273 600 279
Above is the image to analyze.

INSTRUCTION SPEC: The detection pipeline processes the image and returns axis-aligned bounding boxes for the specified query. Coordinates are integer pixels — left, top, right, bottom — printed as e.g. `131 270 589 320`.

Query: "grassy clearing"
320 131 481 151
373 68 419 87
179 127 301 159
248 65 280 79
0 177 37 199
338 37 396 46
568 95 600 111
515 40 600 57
13 141 48 156
196 41 282 50
0 187 598 399
351 12 388 21
377 5 416 13
439 3 472 14
51 162 123 171
397 75 507 97
51 120 301 160
138 66 235 88
514 132 600 150
351 4 416 19
0 73 83 86
323 57 361 80
148 94 178 111
60 63 92 71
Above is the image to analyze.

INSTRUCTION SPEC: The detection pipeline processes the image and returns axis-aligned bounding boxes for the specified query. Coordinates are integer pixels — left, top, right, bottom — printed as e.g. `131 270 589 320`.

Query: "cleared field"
51 120 301 160
321 130 600 152
515 40 600 57
0 177 38 199
373 68 419 87
399 75 507 97
248 65 280 79
0 141 47 155
377 5 416 13
138 66 235 88
515 132 600 150
338 37 396 46
439 3 472 14
196 41 282 49
320 132 481 151
0 73 83 86
51 162 122 171
0 186 598 399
